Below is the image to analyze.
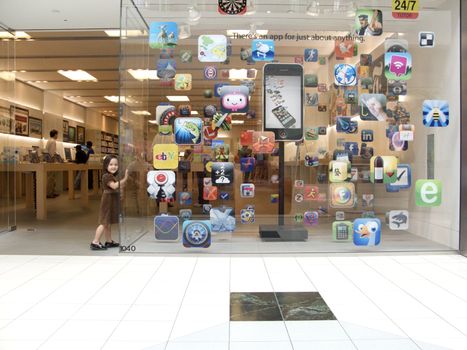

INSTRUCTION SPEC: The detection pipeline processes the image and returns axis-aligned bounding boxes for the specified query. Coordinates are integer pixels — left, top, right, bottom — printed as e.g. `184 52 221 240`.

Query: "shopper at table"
86 141 95 190
73 145 88 190
90 155 129 250
45 129 59 198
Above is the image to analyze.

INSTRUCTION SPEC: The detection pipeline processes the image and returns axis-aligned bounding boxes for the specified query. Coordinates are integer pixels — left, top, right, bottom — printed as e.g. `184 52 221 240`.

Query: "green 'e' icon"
415 179 442 207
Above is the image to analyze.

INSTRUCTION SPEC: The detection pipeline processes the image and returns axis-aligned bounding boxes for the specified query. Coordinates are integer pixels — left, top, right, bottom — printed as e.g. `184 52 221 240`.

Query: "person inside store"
86 141 95 190
91 155 129 250
73 144 88 190
45 129 59 198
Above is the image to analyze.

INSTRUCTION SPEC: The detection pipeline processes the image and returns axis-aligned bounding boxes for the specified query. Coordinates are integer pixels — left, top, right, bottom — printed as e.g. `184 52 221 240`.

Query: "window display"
118 0 461 254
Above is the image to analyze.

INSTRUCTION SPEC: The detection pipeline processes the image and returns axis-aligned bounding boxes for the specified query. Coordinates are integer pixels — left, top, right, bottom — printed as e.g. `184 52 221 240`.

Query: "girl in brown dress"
90 155 129 250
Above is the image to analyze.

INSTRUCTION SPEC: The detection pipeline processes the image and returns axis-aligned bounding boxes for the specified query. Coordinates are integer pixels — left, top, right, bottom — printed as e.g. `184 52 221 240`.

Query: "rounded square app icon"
419 31 435 48
304 211 319 226
360 94 387 121
355 9 383 36
329 160 350 183
304 153 319 167
240 183 255 198
153 144 179 169
304 74 318 88
179 209 192 221
422 100 449 127
384 52 412 80
335 40 355 59
353 218 382 246
203 186 218 201
304 185 319 200
252 39 274 61
214 83 230 97
211 162 234 185
154 215 179 241
386 164 411 191
336 211 345 220
180 49 193 63
210 206 236 233
156 59 176 80
392 0 419 19
220 85 249 114
305 127 319 140
334 64 357 86
240 208 255 224
416 179 442 207
174 117 202 145
179 191 192 206
198 35 227 62
252 131 275 154
156 105 177 126
330 183 355 208
204 65 217 80
174 74 192 91
332 221 352 241
147 170 176 202
389 210 409 230
218 0 247 15
183 220 211 248
304 48 318 62
149 22 178 49
370 156 398 184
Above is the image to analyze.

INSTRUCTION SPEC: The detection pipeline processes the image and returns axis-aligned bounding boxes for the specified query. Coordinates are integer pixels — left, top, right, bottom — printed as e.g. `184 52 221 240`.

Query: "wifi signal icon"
385 52 412 80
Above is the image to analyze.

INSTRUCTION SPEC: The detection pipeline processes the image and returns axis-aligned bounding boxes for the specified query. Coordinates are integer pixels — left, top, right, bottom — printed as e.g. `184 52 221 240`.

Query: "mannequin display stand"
259 142 308 241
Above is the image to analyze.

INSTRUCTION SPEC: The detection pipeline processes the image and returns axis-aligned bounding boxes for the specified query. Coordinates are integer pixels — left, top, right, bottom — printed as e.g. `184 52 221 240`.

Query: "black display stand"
259 142 308 241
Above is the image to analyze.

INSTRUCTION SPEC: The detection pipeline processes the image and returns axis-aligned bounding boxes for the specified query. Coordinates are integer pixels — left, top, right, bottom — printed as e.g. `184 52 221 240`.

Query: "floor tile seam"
295 257 358 350
359 257 466 338
35 256 139 350
164 258 199 350
0 255 40 279
99 256 168 349
416 256 467 287
261 257 296 349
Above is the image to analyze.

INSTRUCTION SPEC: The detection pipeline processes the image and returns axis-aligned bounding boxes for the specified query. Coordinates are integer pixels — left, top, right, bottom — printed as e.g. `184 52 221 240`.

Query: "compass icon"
218 0 247 15
183 221 211 248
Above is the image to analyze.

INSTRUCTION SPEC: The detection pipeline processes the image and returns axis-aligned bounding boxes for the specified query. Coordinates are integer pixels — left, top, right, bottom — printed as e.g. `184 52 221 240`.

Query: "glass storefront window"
119 1 460 254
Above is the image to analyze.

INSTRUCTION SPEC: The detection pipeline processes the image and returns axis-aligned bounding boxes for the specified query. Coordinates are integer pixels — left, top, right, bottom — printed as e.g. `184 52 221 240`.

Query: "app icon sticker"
212 162 234 185
147 170 176 202
360 94 387 121
334 40 356 59
295 180 305 188
336 211 345 221
240 157 255 173
176 105 190 117
360 54 372 66
252 39 274 61
183 220 211 248
333 221 352 241
295 193 304 203
333 149 353 162
174 74 192 91
336 117 358 134
202 204 212 215
386 101 410 123
419 32 435 48
344 142 359 156
153 144 179 169
360 143 374 159
353 218 382 246
329 160 350 183
220 192 230 200
344 89 358 104
149 22 178 49
416 179 442 207
218 0 247 15
156 59 176 80
210 206 236 232
252 131 275 154
204 65 217 80
160 48 175 59
198 35 227 62
350 167 359 182
294 213 304 223
423 100 449 127
179 191 192 206
174 117 202 145
271 194 279 203
386 164 412 192
240 183 255 198
304 48 318 62
213 112 232 131
355 9 383 36
304 185 319 201
389 210 409 230
304 153 319 167
334 64 357 86
392 0 419 19
156 105 177 126
330 183 355 208
214 83 230 97
240 207 255 224
295 56 304 64
399 124 414 141
387 80 408 99
304 74 318 88
179 209 192 221
385 38 408 53
384 52 412 80
362 194 374 208
361 130 374 142
180 49 193 63
154 215 179 241
370 156 397 184
203 177 213 187
305 127 319 140
304 211 319 226
220 85 249 114
387 126 408 152
203 186 218 201
240 130 254 145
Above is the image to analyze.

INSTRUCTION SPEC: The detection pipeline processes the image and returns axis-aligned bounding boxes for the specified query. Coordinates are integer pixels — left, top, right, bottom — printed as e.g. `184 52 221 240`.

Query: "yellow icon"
329 160 350 182
153 144 179 169
174 74 192 91
205 161 213 173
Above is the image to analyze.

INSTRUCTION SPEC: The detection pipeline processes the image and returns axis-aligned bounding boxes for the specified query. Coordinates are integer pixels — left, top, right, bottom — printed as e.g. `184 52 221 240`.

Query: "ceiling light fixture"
191 111 199 115
0 71 15 81
131 110 151 116
166 96 190 102
0 31 31 39
104 29 146 37
127 69 159 80
231 120 245 124
229 68 257 80
58 69 97 82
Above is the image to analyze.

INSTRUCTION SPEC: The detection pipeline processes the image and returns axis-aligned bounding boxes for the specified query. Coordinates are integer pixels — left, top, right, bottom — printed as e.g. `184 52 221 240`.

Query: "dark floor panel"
230 292 283 321
276 292 336 321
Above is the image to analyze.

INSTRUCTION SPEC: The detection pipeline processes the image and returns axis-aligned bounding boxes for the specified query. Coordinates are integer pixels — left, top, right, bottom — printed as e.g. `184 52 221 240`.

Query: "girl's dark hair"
103 155 119 175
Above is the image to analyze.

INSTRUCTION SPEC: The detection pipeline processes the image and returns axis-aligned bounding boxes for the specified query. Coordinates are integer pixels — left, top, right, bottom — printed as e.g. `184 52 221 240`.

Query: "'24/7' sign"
392 0 419 19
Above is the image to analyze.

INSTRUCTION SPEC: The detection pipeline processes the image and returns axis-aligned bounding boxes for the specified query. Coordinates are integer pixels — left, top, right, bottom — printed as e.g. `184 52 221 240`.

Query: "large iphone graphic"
263 63 303 141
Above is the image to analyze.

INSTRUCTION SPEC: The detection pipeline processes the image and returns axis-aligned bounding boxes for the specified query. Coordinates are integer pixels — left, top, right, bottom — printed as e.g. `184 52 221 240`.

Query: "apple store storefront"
110 0 467 255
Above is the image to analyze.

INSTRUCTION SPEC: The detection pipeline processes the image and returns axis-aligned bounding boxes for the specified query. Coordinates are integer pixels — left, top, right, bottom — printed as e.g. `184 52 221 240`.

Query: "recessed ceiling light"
127 69 159 80
19 70 27 73
191 111 199 115
104 96 120 103
231 120 245 125
148 120 158 124
58 69 97 82
0 71 15 81
105 95 140 105
131 110 151 116
167 96 190 102
229 68 257 80
104 29 146 37
0 31 30 39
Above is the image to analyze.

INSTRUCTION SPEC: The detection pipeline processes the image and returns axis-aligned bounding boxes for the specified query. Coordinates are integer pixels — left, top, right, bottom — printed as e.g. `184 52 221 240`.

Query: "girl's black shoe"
90 242 107 250
105 241 120 248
